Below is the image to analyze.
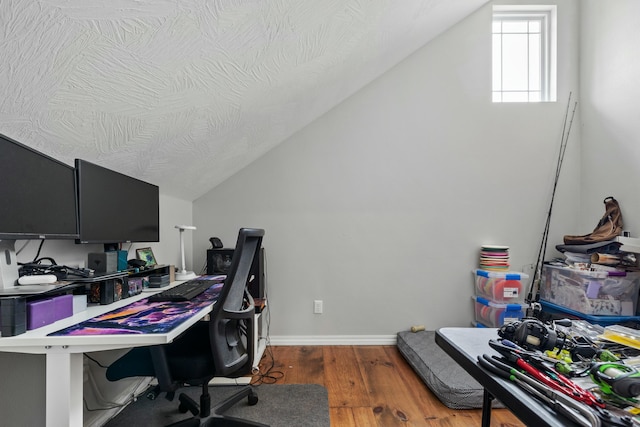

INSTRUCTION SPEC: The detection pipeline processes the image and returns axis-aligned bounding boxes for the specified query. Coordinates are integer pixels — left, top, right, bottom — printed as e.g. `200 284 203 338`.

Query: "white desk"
0 282 214 427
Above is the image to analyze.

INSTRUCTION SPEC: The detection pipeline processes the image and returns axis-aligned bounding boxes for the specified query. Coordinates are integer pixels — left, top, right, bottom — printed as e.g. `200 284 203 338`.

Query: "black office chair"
107 228 268 427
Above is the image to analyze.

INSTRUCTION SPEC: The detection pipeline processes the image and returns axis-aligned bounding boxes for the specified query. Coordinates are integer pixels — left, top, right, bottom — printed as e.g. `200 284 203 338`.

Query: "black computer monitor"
0 133 79 288
75 159 160 248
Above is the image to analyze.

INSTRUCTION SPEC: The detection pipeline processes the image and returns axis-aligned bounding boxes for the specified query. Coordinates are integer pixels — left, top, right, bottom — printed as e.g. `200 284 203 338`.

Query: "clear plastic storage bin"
472 296 526 328
540 264 640 316
473 269 529 303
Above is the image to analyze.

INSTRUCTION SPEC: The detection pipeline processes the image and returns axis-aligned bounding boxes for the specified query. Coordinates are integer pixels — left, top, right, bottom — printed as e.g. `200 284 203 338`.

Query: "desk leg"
252 311 266 373
481 389 493 427
47 352 84 427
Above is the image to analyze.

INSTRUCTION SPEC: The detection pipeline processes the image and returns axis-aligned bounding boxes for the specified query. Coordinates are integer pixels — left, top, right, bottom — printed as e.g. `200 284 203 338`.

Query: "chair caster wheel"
178 393 200 416
248 393 258 406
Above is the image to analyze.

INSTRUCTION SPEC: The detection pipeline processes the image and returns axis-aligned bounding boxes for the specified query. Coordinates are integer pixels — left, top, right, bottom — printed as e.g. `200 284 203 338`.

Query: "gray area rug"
104 384 329 427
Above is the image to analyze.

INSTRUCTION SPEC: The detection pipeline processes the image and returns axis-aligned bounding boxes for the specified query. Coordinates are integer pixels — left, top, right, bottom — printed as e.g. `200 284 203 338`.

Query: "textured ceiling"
0 0 487 201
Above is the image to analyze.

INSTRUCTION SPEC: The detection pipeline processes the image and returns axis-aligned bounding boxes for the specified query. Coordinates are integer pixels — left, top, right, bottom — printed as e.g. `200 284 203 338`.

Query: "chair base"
167 385 268 427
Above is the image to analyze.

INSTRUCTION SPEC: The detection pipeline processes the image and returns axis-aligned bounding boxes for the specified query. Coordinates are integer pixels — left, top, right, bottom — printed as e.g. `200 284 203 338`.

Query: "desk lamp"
175 225 197 281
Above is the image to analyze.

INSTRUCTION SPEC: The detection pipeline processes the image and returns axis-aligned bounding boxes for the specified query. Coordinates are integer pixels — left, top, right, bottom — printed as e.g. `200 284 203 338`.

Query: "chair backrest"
209 227 264 377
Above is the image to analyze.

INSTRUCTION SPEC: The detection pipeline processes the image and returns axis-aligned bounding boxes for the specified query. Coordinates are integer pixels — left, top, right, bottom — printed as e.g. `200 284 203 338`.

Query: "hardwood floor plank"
265 345 324 385
385 346 475 420
349 407 380 426
355 346 440 426
330 407 381 427
260 345 525 427
330 407 356 427
323 346 370 408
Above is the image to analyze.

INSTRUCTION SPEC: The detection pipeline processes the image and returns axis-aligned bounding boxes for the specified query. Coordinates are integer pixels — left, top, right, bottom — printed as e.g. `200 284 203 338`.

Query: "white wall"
194 0 582 340
579 0 640 235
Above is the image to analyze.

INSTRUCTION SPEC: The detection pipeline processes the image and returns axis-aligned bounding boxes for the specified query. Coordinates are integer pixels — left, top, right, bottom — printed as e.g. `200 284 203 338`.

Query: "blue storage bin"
472 321 489 328
540 300 640 327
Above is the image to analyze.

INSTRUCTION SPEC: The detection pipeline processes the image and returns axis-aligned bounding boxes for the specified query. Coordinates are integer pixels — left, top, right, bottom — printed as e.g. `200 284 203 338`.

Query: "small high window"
492 5 557 103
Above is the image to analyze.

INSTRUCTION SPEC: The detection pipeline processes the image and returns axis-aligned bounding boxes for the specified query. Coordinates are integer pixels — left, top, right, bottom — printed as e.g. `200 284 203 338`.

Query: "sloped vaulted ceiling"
0 0 488 201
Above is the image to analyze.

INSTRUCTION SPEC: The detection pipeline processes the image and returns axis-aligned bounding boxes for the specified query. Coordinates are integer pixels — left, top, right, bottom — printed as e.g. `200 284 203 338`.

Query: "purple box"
27 299 55 330
27 295 74 330
51 294 73 322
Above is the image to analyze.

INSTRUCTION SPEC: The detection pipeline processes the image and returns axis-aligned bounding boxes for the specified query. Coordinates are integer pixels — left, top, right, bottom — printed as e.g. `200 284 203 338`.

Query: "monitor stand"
0 240 19 290
104 243 119 252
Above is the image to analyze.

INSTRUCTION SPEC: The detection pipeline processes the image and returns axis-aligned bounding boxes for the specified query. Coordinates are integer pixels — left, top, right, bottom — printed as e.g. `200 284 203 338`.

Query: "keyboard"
148 280 215 302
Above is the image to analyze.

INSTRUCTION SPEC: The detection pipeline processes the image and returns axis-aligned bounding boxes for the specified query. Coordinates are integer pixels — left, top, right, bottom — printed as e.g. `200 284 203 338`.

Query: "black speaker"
207 247 265 299
88 252 118 273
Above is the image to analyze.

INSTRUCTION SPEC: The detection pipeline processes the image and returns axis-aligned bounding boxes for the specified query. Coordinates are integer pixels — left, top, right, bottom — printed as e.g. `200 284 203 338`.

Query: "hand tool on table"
478 354 601 427
489 339 606 409
500 339 577 376
479 354 635 427
590 363 640 399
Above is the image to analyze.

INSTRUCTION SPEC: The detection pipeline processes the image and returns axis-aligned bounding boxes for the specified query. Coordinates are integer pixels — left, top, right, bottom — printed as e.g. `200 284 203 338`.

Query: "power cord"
16 238 93 279
19 261 93 279
84 353 108 368
83 354 151 412
32 239 46 262
250 337 283 386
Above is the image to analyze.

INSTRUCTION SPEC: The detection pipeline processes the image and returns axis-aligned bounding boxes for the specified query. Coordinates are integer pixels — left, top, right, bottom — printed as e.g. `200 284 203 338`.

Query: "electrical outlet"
314 300 323 314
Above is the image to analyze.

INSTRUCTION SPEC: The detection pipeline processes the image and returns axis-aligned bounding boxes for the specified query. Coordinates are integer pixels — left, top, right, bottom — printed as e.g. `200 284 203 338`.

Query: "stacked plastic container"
472 269 529 327
539 264 640 326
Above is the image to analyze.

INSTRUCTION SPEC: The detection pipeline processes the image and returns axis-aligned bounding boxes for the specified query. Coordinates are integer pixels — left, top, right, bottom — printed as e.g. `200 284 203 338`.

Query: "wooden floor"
254 345 525 427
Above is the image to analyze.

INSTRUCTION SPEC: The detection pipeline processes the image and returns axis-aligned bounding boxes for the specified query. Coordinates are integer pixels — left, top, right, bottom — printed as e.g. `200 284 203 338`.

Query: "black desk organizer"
0 297 26 337
76 265 171 305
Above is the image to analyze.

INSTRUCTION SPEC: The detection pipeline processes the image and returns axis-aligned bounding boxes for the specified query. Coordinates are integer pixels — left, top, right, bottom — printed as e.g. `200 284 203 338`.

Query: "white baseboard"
268 335 397 346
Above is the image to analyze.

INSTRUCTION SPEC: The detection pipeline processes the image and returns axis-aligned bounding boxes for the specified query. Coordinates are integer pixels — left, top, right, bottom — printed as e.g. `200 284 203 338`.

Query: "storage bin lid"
473 269 529 280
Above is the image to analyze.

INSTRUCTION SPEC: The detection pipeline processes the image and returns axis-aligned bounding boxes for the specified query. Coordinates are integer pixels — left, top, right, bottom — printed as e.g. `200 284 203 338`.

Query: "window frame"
492 5 557 103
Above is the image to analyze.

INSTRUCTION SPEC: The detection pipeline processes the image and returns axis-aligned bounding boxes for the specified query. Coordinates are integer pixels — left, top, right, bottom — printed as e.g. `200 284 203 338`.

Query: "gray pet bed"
397 330 503 409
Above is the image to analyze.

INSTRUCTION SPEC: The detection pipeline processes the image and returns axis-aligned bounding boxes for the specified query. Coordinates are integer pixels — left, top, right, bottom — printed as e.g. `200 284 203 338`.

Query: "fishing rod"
526 93 579 312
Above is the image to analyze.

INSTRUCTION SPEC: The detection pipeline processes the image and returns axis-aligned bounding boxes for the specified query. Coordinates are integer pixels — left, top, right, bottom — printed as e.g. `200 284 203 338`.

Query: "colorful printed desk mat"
48 278 224 336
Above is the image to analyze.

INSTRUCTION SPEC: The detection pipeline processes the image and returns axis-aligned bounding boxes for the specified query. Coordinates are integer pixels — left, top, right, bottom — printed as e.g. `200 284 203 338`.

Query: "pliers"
489 339 605 409
478 354 635 427
478 353 600 426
